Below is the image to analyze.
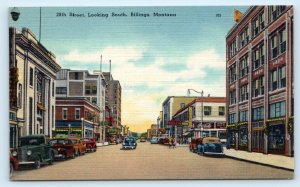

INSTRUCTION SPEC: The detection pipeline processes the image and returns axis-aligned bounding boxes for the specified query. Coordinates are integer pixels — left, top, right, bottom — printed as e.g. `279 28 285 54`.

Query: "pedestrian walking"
172 137 177 149
169 137 173 149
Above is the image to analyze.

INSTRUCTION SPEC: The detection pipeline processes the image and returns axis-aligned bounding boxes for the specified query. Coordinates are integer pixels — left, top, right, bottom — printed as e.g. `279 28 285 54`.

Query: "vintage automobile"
82 138 97 152
122 136 137 150
10 151 19 177
69 138 86 156
150 137 159 144
139 136 146 142
189 138 203 153
197 137 224 156
49 138 76 159
16 134 55 169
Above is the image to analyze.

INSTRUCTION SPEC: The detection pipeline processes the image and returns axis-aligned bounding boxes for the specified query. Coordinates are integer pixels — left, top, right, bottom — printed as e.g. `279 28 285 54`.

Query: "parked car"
197 137 224 156
49 138 76 159
10 151 19 177
69 138 86 156
140 136 146 142
82 138 97 152
122 137 137 150
16 134 55 169
150 137 159 144
189 138 203 153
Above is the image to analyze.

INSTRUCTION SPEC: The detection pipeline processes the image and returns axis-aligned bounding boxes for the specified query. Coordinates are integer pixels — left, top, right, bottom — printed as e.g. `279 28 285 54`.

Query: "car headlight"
58 148 61 151
12 151 17 157
27 150 32 156
133 143 136 145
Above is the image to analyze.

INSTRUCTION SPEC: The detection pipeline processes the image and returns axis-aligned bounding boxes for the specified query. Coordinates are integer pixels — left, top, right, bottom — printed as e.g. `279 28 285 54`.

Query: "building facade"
55 97 101 140
9 28 61 148
162 96 197 136
173 97 226 144
226 6 293 156
56 69 106 142
103 72 122 134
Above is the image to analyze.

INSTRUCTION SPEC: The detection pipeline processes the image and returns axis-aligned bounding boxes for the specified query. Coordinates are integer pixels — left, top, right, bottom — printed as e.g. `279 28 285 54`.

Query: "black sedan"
121 137 137 150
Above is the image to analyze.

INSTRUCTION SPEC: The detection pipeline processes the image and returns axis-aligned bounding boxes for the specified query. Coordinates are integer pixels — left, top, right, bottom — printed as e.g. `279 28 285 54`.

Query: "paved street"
11 142 293 180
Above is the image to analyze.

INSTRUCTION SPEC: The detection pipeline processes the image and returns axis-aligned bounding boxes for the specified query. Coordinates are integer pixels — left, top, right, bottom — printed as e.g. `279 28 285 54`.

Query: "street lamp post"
68 124 71 137
187 89 205 138
81 118 84 139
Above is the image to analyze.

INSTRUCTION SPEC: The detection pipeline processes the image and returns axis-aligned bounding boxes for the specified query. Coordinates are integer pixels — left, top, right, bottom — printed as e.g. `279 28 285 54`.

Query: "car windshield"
125 138 135 143
19 137 45 146
205 143 222 153
49 139 68 145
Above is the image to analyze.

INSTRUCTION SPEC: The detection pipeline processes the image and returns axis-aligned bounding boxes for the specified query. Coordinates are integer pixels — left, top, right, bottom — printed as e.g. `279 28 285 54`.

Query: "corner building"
226 6 293 156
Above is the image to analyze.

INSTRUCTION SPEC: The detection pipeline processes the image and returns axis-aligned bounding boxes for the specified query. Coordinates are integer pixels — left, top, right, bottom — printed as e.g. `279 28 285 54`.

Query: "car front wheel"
34 160 41 169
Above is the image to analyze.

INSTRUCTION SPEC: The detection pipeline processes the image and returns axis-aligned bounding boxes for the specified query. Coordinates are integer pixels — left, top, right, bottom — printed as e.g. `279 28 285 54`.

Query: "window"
52 106 54 129
52 82 55 97
252 106 264 121
85 86 91 94
271 35 278 59
75 108 80 120
239 110 248 122
92 97 97 104
29 67 33 86
229 40 237 58
270 66 286 91
229 90 236 105
239 55 249 78
56 87 67 94
239 27 249 48
279 66 286 88
62 108 68 120
204 106 211 116
279 29 286 53
239 84 248 102
269 101 286 118
252 11 265 37
252 43 265 70
270 6 286 22
229 113 236 124
17 83 22 108
252 76 264 97
229 63 237 83
75 72 79 80
219 106 225 116
29 97 33 135
92 86 97 94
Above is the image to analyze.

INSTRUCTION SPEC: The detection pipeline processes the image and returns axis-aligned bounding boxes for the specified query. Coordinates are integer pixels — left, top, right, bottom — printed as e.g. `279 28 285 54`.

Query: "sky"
9 6 249 132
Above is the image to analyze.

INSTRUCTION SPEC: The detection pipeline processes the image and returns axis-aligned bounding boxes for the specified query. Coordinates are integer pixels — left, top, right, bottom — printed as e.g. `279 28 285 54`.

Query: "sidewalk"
224 148 294 171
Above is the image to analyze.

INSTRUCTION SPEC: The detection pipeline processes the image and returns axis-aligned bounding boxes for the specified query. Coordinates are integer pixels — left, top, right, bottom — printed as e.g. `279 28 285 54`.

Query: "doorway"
252 129 264 152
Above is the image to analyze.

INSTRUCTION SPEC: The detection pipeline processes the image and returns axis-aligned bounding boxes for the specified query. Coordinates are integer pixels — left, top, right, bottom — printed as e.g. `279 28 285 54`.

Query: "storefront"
238 125 248 150
226 125 237 149
268 122 285 154
252 121 264 153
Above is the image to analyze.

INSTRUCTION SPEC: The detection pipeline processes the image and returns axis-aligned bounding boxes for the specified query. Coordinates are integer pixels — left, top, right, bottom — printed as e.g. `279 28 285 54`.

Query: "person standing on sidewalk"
169 137 173 149
172 137 177 149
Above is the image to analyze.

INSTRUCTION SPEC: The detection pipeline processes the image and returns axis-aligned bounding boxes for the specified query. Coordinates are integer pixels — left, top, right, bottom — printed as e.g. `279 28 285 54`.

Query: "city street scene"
8 6 294 180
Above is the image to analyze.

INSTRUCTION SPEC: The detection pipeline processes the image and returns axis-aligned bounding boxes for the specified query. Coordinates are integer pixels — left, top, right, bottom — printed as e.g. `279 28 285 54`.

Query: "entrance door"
252 129 264 152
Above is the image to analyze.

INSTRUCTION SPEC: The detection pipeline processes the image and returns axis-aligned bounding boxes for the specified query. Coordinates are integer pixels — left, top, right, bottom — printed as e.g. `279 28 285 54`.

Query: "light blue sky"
9 6 249 132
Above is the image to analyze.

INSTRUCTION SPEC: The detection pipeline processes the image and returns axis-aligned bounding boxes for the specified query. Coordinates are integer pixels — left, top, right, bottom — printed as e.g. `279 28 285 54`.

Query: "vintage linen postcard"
8 6 294 180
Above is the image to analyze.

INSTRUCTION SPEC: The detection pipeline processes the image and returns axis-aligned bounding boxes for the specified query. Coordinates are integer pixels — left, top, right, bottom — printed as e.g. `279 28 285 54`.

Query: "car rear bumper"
18 161 35 165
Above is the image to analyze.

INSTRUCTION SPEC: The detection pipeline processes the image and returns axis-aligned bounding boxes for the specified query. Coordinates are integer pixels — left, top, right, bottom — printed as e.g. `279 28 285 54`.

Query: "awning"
183 132 191 136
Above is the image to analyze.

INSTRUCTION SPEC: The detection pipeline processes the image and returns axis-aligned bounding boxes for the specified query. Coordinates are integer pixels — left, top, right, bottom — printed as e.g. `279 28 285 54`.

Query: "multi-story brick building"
226 6 293 156
56 69 106 142
172 97 226 144
103 72 122 134
55 97 101 140
9 28 61 148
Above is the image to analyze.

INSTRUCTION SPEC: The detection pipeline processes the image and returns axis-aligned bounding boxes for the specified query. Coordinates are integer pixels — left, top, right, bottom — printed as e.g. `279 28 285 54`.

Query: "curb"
224 155 294 172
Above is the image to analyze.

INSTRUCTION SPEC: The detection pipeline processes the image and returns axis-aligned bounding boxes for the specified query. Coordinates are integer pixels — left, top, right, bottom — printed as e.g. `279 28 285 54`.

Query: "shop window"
239 127 248 147
268 124 285 150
